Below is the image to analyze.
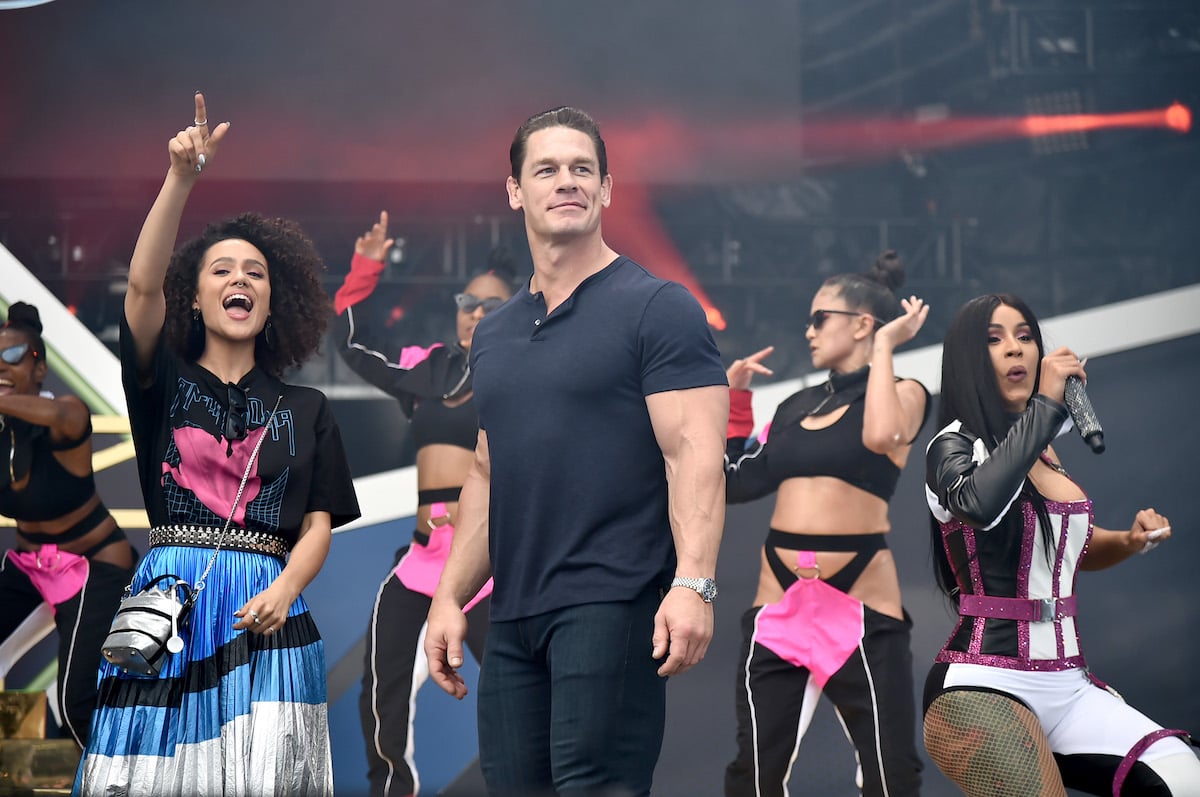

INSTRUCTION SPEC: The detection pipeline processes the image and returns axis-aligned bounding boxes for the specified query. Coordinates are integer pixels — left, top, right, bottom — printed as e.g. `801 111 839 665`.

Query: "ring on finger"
248 610 260 624
194 118 208 126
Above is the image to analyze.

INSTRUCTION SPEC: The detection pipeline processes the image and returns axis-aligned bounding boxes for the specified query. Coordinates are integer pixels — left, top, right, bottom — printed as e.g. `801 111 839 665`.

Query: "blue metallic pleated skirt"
73 545 332 796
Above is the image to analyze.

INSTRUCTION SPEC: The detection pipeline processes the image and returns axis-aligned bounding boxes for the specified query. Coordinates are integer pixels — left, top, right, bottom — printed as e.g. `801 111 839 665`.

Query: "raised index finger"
194 92 209 127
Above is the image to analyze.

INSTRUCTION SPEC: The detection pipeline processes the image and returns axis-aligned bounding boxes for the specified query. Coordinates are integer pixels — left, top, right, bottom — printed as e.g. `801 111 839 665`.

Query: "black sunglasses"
806 309 880 331
225 383 248 442
0 343 35 365
455 293 506 314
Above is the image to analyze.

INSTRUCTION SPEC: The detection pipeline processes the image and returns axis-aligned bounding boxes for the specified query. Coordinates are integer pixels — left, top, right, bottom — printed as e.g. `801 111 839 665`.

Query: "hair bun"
5 301 43 334
868 250 906 293
486 245 520 284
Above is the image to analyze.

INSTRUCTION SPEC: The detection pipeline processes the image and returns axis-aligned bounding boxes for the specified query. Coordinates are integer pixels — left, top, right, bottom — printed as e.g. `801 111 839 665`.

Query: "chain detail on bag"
191 395 282 597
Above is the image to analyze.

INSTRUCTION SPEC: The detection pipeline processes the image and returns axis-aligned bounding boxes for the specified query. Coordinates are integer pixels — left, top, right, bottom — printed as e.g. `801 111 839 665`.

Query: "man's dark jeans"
477 586 666 797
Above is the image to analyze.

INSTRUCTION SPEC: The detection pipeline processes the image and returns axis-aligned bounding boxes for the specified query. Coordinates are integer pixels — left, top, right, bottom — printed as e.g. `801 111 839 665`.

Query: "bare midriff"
15 493 133 568
414 444 475 531
760 476 903 620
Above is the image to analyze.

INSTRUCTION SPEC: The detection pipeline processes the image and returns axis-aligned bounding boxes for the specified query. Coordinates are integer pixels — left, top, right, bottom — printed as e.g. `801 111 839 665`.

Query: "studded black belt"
149 524 289 559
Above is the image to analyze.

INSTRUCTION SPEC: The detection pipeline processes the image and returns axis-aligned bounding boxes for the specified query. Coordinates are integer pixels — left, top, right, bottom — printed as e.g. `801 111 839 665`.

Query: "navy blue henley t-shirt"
469 255 727 621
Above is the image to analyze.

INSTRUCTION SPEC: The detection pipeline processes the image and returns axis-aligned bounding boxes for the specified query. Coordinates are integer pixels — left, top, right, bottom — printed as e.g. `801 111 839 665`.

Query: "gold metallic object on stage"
0 691 78 794
0 692 44 740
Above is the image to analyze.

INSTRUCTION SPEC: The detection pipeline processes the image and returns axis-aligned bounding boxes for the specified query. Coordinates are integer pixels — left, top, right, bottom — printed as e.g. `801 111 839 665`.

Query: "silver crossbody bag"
102 397 280 676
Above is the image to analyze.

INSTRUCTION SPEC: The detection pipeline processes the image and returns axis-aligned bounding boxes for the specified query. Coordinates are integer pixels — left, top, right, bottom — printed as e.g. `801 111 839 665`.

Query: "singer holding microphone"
922 293 1200 796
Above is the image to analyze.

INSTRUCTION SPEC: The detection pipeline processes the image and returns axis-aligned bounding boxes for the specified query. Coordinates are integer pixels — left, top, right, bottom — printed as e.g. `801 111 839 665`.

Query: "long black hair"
930 293 1055 597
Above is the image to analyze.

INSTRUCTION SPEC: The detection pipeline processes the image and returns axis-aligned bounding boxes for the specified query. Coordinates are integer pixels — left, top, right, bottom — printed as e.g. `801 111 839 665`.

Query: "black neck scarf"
775 365 871 428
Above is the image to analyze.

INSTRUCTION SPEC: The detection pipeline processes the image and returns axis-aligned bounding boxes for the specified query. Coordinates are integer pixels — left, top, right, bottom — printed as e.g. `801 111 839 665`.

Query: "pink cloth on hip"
394 503 492 612
6 545 90 613
398 343 443 369
752 550 865 688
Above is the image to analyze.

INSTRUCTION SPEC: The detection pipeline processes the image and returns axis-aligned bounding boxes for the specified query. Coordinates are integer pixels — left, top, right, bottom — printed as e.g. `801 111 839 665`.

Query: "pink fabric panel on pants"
752 550 865 688
394 505 492 611
7 545 90 613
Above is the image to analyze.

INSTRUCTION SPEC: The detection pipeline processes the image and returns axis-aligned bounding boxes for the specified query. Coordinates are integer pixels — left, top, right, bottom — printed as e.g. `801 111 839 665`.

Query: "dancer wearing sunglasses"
74 93 360 797
723 251 929 797
0 302 136 748
332 211 512 797
923 293 1200 796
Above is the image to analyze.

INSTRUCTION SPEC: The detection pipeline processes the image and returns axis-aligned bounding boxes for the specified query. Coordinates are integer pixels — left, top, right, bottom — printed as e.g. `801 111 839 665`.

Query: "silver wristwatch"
671 576 718 603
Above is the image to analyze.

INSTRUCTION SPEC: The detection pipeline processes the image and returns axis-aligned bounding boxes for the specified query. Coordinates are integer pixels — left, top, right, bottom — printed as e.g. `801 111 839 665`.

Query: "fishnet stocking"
924 689 1066 796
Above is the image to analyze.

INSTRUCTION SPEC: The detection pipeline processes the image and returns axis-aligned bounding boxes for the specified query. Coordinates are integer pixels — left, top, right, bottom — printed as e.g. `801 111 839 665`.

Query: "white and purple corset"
935 497 1093 671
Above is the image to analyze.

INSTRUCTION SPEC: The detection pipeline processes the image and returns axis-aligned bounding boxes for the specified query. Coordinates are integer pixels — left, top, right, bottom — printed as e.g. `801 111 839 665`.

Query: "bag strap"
189 395 283 602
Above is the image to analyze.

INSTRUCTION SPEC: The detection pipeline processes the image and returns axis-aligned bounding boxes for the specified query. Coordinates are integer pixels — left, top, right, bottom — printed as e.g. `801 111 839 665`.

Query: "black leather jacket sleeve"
926 395 1070 529
725 436 780 505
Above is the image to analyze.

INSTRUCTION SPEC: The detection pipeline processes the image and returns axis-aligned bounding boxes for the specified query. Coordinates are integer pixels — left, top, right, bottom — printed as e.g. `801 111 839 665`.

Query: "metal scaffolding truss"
990 1 1200 78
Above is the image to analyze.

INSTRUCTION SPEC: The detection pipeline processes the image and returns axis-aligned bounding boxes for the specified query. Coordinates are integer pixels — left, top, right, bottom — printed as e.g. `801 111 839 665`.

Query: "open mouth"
0 378 15 395
223 293 254 319
1006 366 1027 381
223 293 253 311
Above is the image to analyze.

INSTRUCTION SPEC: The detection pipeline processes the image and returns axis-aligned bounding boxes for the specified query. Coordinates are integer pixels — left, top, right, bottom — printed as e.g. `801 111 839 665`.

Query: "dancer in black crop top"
334 211 514 797
722 253 930 797
0 302 135 747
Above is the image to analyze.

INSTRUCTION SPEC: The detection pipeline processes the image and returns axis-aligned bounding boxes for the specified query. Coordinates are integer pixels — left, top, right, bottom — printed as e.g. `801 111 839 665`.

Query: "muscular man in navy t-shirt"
424 107 729 797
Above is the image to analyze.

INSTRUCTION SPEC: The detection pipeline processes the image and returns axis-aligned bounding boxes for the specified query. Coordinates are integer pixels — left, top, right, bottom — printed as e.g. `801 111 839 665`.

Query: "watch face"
700 579 718 602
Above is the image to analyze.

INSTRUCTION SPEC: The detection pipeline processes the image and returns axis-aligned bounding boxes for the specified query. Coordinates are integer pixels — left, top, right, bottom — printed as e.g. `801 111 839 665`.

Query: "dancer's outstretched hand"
875 295 929 351
726 346 774 391
354 211 395 262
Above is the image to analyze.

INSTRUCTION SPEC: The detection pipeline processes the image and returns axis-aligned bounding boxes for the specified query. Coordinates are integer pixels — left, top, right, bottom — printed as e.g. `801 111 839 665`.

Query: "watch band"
671 576 718 603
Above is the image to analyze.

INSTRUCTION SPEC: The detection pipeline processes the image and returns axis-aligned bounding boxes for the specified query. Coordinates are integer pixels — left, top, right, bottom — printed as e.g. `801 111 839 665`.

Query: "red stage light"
1166 102 1191 134
704 306 728 331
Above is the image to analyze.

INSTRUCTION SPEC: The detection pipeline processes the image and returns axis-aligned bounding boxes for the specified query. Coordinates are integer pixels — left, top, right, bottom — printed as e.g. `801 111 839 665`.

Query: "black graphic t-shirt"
119 314 360 546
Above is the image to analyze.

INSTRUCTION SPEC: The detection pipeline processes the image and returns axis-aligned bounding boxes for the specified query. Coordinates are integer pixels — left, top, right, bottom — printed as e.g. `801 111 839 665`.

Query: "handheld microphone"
1063 375 1104 454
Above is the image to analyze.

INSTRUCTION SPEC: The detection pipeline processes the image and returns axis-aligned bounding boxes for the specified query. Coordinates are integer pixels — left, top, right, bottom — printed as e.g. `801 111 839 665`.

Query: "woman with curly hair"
1 301 136 747
74 93 360 797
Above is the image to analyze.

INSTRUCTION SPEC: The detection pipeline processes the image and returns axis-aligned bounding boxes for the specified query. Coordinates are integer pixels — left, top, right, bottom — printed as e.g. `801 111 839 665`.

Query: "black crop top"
410 393 478 452
726 371 930 504
0 417 96 522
